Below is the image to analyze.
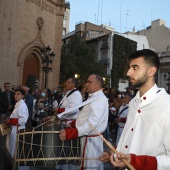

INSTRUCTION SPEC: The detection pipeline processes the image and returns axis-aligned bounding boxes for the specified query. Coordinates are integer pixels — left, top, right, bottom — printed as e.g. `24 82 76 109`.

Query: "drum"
0 123 11 136
15 125 80 167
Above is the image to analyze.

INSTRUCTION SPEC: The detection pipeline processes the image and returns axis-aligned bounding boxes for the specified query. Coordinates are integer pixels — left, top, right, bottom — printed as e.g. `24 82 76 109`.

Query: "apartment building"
62 22 149 89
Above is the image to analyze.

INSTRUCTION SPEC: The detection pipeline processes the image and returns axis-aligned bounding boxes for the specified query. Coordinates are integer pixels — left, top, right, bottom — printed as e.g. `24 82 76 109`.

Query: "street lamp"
103 77 106 86
74 74 80 86
164 72 170 92
41 46 55 88
75 74 79 79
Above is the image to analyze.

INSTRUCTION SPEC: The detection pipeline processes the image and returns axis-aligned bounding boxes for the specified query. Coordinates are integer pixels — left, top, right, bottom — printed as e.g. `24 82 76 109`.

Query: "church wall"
0 0 65 89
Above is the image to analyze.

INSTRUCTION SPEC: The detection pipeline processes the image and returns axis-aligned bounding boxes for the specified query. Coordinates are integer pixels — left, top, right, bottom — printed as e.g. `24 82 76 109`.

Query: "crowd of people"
0 49 170 170
0 75 133 169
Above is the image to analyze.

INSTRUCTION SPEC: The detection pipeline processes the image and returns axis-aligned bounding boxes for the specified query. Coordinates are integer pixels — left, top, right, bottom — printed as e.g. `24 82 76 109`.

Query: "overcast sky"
67 0 170 33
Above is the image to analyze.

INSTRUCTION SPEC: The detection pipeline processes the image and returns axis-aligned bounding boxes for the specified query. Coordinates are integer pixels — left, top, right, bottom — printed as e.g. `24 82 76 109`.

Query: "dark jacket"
0 91 15 114
24 93 33 117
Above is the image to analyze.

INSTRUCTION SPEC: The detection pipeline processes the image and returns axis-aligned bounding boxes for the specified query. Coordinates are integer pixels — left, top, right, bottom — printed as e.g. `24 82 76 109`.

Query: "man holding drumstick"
100 49 170 170
59 74 108 170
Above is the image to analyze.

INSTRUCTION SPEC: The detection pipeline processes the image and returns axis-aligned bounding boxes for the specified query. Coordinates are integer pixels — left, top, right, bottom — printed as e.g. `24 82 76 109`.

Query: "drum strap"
117 106 129 117
57 93 103 119
57 89 78 109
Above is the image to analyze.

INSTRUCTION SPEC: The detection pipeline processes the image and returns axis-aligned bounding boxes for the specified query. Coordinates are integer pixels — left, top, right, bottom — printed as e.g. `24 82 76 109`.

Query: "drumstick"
33 115 58 130
89 123 136 170
15 157 99 162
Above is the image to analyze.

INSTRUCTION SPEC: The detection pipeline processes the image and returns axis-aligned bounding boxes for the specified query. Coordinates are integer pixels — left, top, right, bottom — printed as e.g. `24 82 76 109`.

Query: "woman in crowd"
32 89 53 127
81 84 88 101
46 88 53 101
113 92 122 111
52 91 63 109
6 88 28 157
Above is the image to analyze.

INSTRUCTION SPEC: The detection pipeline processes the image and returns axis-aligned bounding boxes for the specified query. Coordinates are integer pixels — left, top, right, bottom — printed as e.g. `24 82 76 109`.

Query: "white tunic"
52 100 58 109
117 104 129 128
117 84 170 170
59 89 82 121
57 89 82 170
7 99 29 157
76 90 109 169
116 104 129 145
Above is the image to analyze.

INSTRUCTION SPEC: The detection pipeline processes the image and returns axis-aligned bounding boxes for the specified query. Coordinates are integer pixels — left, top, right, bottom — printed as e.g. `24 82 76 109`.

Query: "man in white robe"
100 49 170 170
55 78 82 170
54 77 83 126
6 89 28 157
59 74 108 170
115 93 131 145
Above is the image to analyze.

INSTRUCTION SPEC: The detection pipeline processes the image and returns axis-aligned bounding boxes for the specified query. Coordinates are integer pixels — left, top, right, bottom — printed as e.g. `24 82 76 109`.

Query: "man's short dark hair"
14 88 25 96
4 82 11 87
124 92 132 100
69 77 77 87
94 74 104 87
128 49 160 72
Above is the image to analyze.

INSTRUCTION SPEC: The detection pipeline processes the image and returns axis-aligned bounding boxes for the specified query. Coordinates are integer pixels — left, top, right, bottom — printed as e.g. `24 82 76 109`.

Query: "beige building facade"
0 0 65 89
62 22 149 89
158 51 170 91
128 19 170 90
136 19 170 53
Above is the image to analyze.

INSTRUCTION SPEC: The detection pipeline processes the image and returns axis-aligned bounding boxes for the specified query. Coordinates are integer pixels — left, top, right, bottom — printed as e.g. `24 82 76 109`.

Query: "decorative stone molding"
18 24 45 67
17 18 46 86
37 17 44 30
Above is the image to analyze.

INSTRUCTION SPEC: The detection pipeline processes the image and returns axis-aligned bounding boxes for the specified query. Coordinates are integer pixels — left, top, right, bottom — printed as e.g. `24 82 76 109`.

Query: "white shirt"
52 100 58 109
76 90 108 136
10 99 29 130
117 104 129 128
117 84 170 170
7 99 28 157
59 89 83 120
76 90 109 169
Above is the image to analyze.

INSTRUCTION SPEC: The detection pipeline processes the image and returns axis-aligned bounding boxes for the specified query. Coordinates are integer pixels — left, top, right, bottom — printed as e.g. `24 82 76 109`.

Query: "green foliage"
60 34 106 84
111 34 137 89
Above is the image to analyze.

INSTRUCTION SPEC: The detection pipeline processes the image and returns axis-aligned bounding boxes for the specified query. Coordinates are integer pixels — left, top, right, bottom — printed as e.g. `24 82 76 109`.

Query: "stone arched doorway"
22 53 40 86
18 22 47 88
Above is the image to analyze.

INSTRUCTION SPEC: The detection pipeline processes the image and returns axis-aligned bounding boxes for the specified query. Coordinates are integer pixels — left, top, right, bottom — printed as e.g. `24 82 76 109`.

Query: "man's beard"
129 75 148 88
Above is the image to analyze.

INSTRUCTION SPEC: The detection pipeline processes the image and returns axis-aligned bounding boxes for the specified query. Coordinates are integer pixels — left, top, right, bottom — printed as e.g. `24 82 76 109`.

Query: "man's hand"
59 129 66 141
100 152 111 163
54 108 58 113
6 118 10 124
115 118 121 123
110 152 131 168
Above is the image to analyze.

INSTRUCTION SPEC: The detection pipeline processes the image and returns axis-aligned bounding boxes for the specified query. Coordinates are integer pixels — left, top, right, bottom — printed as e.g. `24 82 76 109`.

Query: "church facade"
0 0 66 89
